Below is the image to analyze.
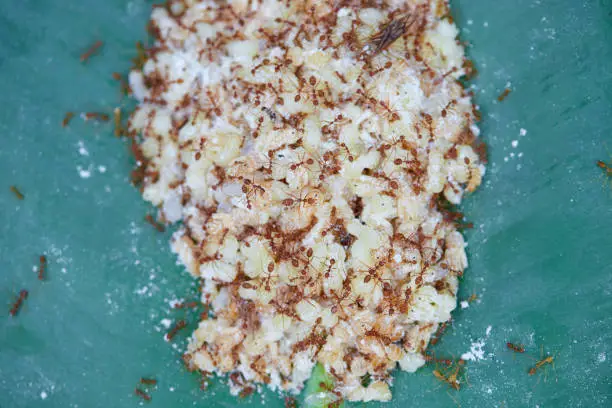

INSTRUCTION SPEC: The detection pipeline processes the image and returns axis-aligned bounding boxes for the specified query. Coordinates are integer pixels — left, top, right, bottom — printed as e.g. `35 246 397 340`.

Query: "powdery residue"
461 325 493 362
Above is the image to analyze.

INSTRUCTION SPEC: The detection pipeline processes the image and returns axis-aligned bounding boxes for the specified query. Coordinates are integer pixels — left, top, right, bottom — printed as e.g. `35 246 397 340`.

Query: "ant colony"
127 0 485 403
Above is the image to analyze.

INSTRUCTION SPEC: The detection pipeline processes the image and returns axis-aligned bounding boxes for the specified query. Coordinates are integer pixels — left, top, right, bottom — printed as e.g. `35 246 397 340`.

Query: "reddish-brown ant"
38 255 47 281
84 112 110 122
430 322 449 346
528 355 554 375
80 40 103 63
597 160 612 176
166 320 187 341
238 386 255 398
62 112 75 128
10 185 24 200
140 378 157 385
134 388 151 402
9 289 28 316
145 214 165 233
289 151 315 172
281 189 316 210
507 342 525 353
497 88 511 102
284 396 297 408
242 177 266 210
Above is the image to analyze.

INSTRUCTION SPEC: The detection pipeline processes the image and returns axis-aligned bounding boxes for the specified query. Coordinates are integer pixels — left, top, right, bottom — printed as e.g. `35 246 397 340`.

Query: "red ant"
281 189 317 211
62 112 75 128
134 388 151 401
321 114 348 136
289 151 314 172
369 60 393 77
507 342 525 353
9 290 28 316
242 177 266 210
80 40 103 63
597 160 612 176
38 255 47 281
166 320 187 341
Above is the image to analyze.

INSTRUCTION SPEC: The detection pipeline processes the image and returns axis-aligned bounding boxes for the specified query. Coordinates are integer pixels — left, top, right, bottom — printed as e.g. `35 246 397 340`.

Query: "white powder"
511 140 518 148
78 141 89 156
461 340 486 361
77 166 91 179
597 352 606 363
40 391 48 400
460 301 470 309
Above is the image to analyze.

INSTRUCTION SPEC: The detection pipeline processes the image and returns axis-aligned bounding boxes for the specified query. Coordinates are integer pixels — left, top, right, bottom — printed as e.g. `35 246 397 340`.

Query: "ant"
378 99 401 122
241 175 266 210
528 355 555 376
9 289 28 316
597 160 612 176
281 189 317 213
430 322 449 346
80 40 103 63
369 60 393 77
506 342 525 353
497 88 512 102
321 114 348 136
38 255 47 281
166 320 187 341
134 388 151 401
145 214 166 233
10 185 24 200
432 359 466 390
289 151 315 172
62 112 75 127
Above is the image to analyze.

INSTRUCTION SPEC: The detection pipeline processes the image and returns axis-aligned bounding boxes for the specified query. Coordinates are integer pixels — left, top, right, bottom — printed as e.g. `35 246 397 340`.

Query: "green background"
1 0 611 407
